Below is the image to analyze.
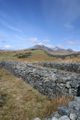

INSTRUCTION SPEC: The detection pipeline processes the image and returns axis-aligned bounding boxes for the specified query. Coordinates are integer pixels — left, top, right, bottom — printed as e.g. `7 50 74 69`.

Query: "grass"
0 50 57 62
0 68 73 120
0 49 80 63
0 68 50 120
45 95 73 116
0 51 17 61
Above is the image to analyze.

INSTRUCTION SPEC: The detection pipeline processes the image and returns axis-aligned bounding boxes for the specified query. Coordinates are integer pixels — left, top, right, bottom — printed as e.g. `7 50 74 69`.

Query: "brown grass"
0 49 80 63
0 68 74 120
44 95 74 116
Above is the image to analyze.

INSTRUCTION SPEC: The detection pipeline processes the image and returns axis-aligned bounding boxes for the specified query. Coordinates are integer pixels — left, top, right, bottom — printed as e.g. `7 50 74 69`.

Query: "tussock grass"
0 68 73 120
44 95 74 116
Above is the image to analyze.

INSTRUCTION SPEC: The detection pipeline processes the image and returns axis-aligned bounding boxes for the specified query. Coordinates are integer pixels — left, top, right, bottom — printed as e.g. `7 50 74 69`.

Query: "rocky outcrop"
0 61 80 99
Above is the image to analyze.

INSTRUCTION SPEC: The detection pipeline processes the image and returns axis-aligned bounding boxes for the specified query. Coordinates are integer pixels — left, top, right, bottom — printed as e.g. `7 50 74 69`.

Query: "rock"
51 117 58 120
69 89 72 94
74 97 80 103
77 116 80 120
70 81 77 88
1 62 80 120
58 115 70 120
69 113 77 120
52 112 61 118
58 106 70 116
68 101 80 110
33 117 41 120
1 61 80 98
66 82 71 88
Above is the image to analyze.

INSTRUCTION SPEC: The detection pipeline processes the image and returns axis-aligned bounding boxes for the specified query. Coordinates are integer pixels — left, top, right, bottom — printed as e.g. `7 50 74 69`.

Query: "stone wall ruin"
0 61 80 99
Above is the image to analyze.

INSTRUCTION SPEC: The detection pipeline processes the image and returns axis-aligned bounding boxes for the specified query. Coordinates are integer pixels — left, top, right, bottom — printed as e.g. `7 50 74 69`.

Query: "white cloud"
0 44 12 50
29 37 39 44
6 24 22 33
0 17 22 33
66 40 80 46
28 37 54 48
3 45 12 49
67 40 76 45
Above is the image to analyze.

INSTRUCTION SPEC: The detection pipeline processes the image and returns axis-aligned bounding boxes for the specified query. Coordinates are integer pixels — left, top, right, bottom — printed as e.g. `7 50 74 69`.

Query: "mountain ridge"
30 44 75 54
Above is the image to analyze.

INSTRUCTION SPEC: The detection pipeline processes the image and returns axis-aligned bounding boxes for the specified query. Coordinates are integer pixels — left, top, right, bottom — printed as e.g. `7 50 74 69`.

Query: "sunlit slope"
0 50 57 62
0 49 80 62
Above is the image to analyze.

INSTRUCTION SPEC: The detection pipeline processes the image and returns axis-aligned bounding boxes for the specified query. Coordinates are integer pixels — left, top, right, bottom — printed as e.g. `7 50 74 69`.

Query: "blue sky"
0 0 80 50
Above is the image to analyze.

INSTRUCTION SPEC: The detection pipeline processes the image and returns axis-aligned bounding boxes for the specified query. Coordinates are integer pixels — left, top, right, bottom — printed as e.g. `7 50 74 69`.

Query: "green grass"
0 51 17 61
0 49 80 62
32 50 45 54
0 50 56 62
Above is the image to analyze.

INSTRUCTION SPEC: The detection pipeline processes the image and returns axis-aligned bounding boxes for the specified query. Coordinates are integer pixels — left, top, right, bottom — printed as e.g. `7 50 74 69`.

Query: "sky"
0 0 80 50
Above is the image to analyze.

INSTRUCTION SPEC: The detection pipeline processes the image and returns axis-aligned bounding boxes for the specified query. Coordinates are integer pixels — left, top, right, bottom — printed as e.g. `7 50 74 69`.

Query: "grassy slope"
0 49 80 62
0 51 17 61
0 68 73 120
0 50 56 62
0 49 76 119
0 68 50 120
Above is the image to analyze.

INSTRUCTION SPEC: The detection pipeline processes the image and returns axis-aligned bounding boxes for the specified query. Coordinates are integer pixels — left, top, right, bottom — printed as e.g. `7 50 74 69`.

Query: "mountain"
31 45 53 52
66 48 74 52
30 45 74 53
52 46 74 52
53 47 66 51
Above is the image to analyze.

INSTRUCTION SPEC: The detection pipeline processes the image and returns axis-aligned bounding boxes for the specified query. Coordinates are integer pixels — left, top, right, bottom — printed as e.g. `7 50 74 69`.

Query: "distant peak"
31 44 53 51
53 46 62 50
30 44 74 53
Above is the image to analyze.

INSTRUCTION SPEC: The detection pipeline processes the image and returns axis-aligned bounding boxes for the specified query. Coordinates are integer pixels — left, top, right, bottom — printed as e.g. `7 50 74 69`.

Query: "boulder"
51 117 58 120
58 106 70 116
33 117 41 120
69 113 77 120
58 115 70 120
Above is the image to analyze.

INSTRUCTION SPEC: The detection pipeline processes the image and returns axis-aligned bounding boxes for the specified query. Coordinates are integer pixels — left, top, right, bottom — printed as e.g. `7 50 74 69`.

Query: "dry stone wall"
35 62 80 73
0 61 80 99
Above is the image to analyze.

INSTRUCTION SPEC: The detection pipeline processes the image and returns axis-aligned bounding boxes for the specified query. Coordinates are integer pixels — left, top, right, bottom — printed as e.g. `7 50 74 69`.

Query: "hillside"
0 45 80 62
0 45 80 119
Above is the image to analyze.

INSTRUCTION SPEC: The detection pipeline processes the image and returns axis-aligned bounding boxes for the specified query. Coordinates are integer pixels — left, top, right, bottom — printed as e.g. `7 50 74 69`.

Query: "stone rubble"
0 61 80 120
33 97 80 120
0 61 80 98
35 62 80 73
